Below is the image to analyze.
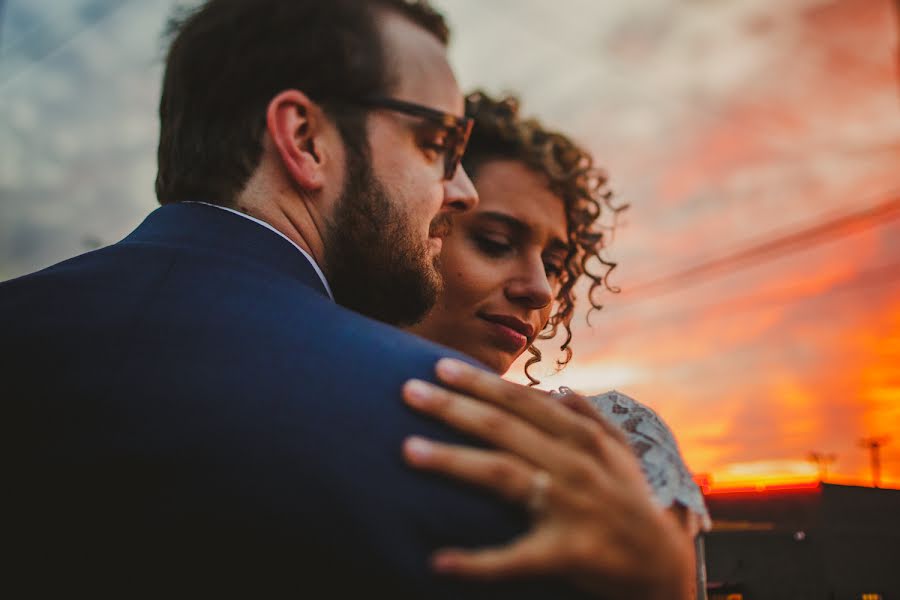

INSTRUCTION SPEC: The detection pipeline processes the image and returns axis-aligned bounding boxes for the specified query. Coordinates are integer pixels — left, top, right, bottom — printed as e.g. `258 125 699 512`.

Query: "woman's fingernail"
436 358 464 380
404 436 433 461
432 552 458 572
404 379 434 406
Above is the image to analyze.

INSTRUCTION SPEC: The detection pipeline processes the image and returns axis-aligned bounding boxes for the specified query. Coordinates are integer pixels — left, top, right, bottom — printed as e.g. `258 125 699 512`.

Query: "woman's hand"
402 358 695 600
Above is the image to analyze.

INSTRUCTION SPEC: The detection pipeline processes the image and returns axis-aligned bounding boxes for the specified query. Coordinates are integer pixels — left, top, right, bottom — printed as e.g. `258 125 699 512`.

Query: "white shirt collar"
186 201 334 300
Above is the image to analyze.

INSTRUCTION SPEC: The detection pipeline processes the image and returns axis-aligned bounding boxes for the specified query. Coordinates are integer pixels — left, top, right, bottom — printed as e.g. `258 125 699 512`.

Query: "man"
2 1 591 596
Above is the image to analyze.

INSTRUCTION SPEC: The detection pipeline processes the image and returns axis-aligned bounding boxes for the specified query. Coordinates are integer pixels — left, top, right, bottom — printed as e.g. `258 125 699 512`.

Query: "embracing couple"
2 1 708 598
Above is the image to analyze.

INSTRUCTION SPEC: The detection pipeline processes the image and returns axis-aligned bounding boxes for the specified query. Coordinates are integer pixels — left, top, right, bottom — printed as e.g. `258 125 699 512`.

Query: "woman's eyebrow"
476 211 527 235
477 211 568 252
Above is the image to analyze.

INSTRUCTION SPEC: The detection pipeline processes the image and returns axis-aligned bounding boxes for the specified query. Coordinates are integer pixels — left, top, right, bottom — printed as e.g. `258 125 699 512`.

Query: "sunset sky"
1 0 898 488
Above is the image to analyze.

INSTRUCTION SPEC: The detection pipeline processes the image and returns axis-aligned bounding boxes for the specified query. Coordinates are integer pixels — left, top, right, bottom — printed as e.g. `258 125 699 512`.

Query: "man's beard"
322 154 447 327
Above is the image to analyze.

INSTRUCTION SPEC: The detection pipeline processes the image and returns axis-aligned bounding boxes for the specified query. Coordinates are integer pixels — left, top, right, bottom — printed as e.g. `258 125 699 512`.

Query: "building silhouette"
703 483 900 600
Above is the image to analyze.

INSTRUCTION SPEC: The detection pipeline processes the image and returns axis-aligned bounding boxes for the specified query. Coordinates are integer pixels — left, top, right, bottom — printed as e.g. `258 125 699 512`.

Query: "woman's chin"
470 349 514 376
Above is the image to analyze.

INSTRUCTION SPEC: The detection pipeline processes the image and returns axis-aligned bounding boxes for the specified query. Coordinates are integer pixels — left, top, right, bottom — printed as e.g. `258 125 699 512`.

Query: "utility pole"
858 436 890 488
806 451 836 482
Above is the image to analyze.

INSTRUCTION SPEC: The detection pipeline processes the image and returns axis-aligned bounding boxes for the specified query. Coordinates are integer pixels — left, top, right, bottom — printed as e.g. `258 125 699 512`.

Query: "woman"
404 91 710 598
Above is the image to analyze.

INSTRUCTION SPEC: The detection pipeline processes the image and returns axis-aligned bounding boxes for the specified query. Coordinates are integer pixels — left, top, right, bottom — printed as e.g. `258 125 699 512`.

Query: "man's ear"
266 90 331 192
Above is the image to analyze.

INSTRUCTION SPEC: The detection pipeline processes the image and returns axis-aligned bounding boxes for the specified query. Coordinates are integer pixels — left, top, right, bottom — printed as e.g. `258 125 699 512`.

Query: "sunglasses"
358 95 474 181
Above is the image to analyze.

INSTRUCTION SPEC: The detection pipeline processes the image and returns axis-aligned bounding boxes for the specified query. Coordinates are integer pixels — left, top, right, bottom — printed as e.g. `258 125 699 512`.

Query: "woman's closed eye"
473 234 565 279
473 233 513 257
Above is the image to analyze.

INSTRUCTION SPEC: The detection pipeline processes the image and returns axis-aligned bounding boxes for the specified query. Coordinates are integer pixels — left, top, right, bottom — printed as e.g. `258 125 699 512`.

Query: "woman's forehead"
471 160 568 246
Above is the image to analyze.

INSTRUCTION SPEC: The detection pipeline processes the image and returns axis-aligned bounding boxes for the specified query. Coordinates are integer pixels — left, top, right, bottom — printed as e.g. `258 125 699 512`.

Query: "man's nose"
442 166 478 213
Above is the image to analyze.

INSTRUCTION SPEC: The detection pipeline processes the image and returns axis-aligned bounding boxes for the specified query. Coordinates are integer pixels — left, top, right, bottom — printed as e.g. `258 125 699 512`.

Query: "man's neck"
233 200 327 274
190 200 334 300
231 180 325 274
230 160 333 287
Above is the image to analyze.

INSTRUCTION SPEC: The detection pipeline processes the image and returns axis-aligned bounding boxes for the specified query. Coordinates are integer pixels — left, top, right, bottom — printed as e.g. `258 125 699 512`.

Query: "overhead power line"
593 259 900 342
0 0 6 54
0 0 135 87
624 196 900 302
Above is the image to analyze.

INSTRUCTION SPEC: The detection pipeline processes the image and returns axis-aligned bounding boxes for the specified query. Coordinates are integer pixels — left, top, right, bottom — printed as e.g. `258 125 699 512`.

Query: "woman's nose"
506 260 553 310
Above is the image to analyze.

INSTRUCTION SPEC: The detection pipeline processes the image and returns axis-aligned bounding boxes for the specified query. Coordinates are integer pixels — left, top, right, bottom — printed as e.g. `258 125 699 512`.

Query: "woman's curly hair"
462 91 627 386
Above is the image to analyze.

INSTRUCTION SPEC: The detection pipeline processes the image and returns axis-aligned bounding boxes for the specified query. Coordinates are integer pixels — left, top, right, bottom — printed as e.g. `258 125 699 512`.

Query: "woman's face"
409 159 569 374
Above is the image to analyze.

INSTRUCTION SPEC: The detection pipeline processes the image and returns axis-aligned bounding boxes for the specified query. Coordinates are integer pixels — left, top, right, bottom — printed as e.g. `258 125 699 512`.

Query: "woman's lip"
479 313 535 339
479 317 528 353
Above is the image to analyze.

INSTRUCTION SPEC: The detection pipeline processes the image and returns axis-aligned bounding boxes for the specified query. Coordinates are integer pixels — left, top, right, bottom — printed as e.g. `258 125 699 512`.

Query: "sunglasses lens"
444 119 473 180
444 140 458 180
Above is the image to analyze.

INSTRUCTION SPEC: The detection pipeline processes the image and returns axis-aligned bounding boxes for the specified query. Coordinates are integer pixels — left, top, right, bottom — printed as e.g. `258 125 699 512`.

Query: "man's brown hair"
156 0 448 207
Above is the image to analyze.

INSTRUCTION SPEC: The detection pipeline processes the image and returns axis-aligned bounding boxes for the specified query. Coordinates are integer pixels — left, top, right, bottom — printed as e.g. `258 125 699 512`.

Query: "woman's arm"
401 358 696 600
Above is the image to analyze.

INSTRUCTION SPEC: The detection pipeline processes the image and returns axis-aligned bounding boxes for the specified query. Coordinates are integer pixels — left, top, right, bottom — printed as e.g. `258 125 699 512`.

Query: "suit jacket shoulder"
1 203 589 598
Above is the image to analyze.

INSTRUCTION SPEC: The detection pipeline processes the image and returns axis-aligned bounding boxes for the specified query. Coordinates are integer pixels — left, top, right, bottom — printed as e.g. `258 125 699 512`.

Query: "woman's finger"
403 436 537 505
552 393 656 488
553 392 630 447
553 391 603 420
432 533 556 580
403 380 574 474
432 359 606 454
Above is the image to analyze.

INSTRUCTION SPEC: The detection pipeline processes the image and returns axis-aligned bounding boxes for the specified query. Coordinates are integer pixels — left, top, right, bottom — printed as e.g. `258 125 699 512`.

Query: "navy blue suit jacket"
2 203 590 597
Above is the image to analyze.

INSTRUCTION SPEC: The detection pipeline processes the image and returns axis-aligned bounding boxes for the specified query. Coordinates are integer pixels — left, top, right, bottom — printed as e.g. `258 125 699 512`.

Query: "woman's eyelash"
475 235 564 277
474 235 512 256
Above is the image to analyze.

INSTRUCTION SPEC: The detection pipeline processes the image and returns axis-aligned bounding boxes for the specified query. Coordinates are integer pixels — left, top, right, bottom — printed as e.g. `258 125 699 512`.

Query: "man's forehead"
377 9 463 115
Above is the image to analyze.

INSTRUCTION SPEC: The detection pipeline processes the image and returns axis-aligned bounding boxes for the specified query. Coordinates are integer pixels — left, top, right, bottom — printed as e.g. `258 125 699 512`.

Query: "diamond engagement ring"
526 470 552 513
